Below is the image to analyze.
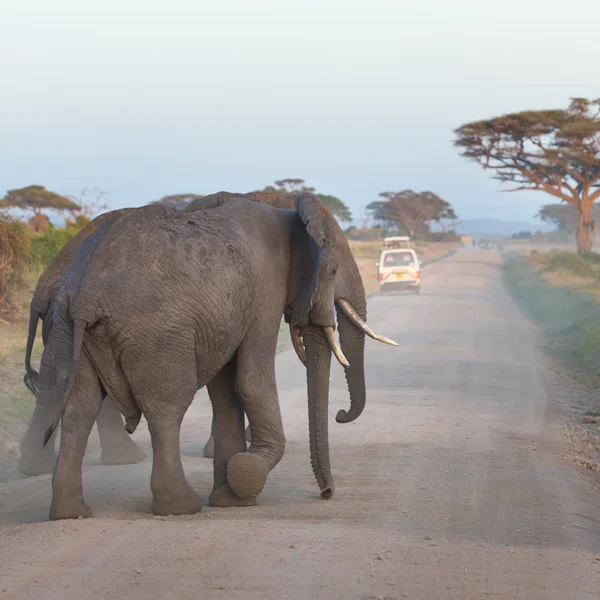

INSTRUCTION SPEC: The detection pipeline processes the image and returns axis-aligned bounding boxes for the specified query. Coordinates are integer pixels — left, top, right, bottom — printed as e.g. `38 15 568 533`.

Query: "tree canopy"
366 190 457 237
256 179 353 222
149 194 205 210
0 185 81 215
454 98 600 252
537 203 600 233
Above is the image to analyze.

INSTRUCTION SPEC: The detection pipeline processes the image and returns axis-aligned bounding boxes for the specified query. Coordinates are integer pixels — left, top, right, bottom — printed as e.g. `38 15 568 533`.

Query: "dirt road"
1 250 599 599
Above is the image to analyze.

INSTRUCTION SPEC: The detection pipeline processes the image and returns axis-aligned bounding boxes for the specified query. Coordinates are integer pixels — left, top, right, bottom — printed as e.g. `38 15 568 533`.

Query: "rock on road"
1 250 599 600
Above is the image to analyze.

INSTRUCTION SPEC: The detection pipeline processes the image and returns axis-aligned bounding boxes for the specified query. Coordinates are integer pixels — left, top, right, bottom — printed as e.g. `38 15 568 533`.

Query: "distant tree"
454 98 600 253
0 185 80 220
367 190 457 237
274 179 315 193
149 194 205 211
315 194 353 222
28 213 50 232
537 203 600 233
65 188 110 230
258 180 353 222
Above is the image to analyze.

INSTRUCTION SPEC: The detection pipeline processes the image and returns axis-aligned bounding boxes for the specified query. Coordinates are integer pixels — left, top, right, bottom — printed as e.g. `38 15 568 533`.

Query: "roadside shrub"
546 251 596 278
29 224 77 268
0 211 31 314
580 251 600 265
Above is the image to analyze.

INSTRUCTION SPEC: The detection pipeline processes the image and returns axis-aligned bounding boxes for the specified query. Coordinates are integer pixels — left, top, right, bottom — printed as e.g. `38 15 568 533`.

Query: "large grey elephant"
19 208 147 476
39 193 396 520
19 197 288 473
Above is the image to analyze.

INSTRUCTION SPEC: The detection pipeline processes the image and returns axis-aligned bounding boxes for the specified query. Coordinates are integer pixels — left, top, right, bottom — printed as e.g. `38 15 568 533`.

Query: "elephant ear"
289 194 337 328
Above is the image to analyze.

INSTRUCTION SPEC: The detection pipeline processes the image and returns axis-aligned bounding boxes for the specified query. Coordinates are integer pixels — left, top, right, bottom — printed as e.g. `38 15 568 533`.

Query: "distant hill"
452 219 553 238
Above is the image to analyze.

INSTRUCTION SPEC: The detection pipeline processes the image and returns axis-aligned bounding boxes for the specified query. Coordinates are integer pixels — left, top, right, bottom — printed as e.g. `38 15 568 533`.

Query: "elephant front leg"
50 354 104 520
206 360 256 508
225 338 286 503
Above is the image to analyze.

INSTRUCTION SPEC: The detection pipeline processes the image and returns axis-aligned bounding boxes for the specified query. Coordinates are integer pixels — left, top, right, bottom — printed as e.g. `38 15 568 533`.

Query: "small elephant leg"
95 396 147 465
206 360 256 508
202 414 216 459
18 400 59 476
203 411 251 459
226 333 286 502
50 353 104 520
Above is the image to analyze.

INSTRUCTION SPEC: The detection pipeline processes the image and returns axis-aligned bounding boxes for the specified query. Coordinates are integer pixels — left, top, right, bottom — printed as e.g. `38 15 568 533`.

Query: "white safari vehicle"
377 237 422 294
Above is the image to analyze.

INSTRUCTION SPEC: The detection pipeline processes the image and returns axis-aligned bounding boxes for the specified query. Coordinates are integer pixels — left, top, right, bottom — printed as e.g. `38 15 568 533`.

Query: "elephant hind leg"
50 353 104 520
145 400 203 516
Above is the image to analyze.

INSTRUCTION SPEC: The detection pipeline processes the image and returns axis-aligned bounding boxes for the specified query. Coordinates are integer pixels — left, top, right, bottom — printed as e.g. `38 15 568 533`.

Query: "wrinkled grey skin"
188 190 368 458
19 209 147 476
42 193 369 520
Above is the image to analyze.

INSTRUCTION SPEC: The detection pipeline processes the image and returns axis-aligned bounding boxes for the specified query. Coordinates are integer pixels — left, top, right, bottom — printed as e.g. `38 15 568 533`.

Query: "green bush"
580 251 600 265
29 224 78 268
546 251 596 278
0 211 31 313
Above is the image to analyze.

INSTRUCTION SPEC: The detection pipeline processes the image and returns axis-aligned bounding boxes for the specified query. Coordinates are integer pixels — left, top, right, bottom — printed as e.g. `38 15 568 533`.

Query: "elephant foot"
49 495 93 521
151 485 203 517
227 452 268 501
101 438 147 466
18 449 58 476
208 483 258 508
202 435 214 459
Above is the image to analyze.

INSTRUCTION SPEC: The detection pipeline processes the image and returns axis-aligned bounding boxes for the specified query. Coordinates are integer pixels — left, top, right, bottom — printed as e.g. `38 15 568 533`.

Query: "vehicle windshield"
382 251 415 266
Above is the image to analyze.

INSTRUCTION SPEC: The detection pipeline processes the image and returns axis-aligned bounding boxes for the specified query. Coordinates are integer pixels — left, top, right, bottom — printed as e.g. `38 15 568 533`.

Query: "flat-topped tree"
367 190 456 237
259 179 353 222
454 98 600 253
537 203 600 235
0 185 81 219
149 194 205 211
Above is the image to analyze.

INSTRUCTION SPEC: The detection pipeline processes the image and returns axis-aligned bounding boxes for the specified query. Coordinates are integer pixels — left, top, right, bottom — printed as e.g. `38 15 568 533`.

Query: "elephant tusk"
336 298 399 346
323 326 350 368
290 324 307 366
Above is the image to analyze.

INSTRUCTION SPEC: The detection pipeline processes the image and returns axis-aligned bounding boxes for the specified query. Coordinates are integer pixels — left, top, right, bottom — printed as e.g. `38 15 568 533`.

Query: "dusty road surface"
1 249 599 599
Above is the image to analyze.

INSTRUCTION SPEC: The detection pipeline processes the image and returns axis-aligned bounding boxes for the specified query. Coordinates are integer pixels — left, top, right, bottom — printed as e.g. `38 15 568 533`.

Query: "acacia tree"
260 179 353 222
0 185 81 224
367 190 456 237
149 193 205 210
65 187 110 229
537 203 600 235
454 98 600 253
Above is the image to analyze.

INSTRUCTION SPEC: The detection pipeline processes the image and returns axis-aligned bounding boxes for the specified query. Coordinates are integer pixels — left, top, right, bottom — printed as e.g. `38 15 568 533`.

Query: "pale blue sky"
1 0 598 224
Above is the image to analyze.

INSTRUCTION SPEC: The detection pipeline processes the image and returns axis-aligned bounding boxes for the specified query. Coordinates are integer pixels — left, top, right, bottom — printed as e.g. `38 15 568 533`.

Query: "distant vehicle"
376 247 422 294
382 236 411 249
478 239 494 250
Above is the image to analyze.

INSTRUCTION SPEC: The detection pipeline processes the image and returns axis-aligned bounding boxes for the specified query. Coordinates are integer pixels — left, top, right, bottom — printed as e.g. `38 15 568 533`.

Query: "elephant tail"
43 317 87 447
23 305 41 396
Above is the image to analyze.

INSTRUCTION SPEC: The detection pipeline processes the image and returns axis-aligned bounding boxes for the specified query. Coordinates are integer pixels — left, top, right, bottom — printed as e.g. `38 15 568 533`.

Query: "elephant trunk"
303 324 334 499
334 306 366 424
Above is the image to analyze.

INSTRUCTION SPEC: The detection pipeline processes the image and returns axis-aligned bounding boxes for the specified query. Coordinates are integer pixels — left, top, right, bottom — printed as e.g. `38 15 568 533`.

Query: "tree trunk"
576 201 594 254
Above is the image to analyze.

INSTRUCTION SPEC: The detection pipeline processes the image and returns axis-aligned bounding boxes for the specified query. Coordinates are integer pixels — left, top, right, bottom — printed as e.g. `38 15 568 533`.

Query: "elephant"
19 208 148 476
38 192 397 520
19 197 295 473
